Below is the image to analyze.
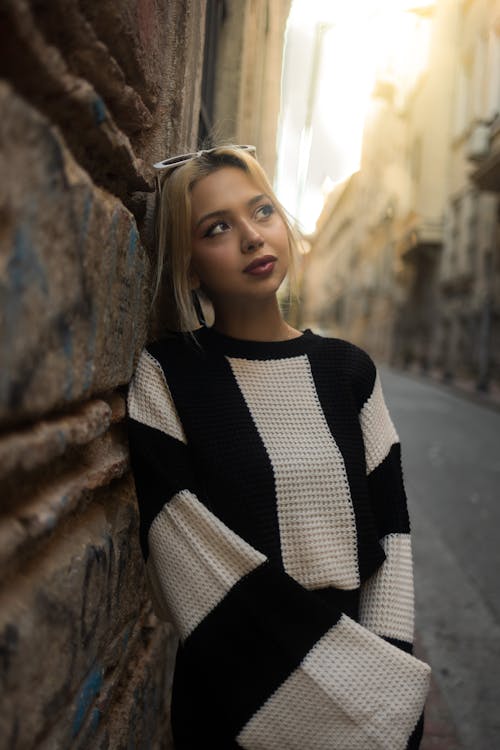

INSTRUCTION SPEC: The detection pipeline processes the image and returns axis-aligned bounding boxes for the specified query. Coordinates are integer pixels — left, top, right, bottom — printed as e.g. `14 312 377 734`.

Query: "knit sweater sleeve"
351 346 417 656
127 346 430 750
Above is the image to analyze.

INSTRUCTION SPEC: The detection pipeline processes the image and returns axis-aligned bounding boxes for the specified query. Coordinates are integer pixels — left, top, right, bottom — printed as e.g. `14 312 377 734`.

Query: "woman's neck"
211 296 301 342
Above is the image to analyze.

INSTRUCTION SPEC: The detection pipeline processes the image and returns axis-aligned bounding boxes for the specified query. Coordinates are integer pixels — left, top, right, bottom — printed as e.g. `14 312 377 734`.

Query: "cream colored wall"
449 0 500 192
438 0 500 382
213 0 291 180
301 92 412 359
302 0 500 384
407 0 459 223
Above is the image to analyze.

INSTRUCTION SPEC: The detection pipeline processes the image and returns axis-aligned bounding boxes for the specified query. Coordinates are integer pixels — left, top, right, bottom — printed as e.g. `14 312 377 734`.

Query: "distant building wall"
301 88 414 362
0 1 205 747
392 0 460 373
302 0 500 392
213 0 291 180
437 0 500 389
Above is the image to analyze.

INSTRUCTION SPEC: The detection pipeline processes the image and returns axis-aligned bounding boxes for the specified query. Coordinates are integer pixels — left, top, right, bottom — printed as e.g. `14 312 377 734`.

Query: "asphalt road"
378 366 500 750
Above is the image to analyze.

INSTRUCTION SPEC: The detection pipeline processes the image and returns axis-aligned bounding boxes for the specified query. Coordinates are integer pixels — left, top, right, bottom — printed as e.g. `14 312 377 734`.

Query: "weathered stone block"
78 0 197 114
0 2 208 748
30 0 154 137
0 2 152 198
78 0 206 162
0 423 130 575
0 477 151 750
0 399 112 479
0 83 150 427
68 619 177 750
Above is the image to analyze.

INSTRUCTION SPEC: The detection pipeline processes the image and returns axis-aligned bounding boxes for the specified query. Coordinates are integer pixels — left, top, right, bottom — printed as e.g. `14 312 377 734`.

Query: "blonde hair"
153 145 299 332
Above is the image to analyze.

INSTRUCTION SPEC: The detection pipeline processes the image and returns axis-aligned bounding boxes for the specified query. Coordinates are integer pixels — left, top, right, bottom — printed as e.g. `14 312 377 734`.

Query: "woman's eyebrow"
248 193 268 207
195 194 270 229
195 208 229 229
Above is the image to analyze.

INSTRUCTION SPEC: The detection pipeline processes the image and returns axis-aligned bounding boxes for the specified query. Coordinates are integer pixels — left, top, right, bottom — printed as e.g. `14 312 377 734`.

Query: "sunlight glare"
277 0 434 233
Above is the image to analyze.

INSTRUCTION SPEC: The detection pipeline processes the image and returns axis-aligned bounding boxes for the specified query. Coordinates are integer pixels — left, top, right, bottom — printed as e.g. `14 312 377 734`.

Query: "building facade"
301 0 500 393
212 0 291 179
435 0 500 389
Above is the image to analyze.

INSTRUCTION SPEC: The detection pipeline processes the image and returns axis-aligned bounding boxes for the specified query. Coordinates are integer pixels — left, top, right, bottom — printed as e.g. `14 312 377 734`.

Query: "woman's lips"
243 255 277 275
245 261 275 276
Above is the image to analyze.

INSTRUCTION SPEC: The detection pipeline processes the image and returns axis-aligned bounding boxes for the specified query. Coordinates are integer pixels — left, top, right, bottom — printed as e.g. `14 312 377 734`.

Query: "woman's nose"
241 224 264 253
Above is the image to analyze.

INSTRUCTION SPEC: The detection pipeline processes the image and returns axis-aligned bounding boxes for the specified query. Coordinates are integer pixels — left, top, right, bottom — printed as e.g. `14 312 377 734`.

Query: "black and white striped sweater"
127 326 431 750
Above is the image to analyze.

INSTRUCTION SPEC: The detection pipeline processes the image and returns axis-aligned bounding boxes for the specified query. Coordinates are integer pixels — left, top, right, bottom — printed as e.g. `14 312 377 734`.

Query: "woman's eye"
205 221 230 238
255 203 275 220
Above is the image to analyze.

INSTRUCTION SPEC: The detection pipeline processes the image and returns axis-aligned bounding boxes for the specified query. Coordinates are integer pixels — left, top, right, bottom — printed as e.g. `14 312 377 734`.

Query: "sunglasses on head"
153 144 257 173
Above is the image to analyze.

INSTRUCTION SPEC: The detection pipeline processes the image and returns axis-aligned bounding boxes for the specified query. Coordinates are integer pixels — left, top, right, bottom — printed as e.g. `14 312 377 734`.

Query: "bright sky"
275 0 434 233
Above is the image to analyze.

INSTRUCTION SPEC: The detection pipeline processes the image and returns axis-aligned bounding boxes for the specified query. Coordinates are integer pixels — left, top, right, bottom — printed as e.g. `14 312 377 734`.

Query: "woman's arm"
127 347 430 750
354 351 426 749
355 357 416 654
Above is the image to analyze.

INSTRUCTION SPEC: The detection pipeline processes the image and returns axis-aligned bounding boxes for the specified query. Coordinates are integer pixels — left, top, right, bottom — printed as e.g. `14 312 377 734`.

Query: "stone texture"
0 478 151 749
68 619 177 750
0 0 152 200
32 0 155 137
0 1 207 748
0 83 150 428
0 0 206 198
0 399 112 478
0 423 130 577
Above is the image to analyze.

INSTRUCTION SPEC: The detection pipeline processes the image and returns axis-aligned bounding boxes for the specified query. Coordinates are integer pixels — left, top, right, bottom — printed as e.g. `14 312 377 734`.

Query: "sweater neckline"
195 326 319 360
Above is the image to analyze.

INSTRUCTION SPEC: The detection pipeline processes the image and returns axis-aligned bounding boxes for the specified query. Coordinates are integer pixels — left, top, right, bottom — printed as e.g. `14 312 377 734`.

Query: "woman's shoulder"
128 331 204 393
309 331 377 406
310 330 375 368
138 329 205 364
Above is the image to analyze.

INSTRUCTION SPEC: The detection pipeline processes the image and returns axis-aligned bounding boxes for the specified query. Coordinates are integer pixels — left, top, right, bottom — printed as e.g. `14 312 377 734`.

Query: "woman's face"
189 166 290 307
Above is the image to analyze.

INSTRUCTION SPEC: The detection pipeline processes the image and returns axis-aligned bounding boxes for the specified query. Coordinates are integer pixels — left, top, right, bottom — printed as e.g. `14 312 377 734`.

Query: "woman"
127 144 431 749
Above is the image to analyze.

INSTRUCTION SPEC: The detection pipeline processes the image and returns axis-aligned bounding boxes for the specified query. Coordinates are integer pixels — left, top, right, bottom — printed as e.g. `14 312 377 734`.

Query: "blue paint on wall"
72 664 103 737
8 220 49 298
92 96 107 125
122 623 132 651
55 430 67 455
59 492 70 508
0 202 50 408
1 217 49 401
127 224 139 266
89 707 101 734
82 321 97 394
61 323 73 359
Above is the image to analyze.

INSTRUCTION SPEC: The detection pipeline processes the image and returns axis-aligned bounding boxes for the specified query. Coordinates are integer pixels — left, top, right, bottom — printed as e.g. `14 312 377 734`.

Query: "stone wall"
0 1 205 747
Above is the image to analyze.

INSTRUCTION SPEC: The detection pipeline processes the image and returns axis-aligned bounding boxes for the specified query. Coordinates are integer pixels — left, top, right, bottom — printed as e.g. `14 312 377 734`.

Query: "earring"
191 289 207 327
